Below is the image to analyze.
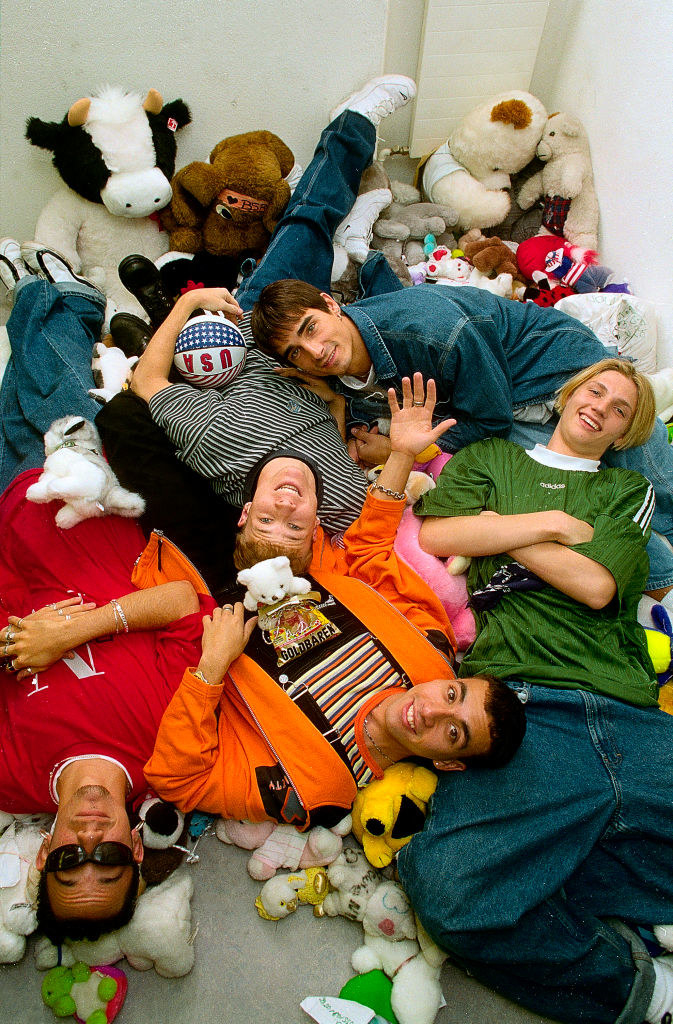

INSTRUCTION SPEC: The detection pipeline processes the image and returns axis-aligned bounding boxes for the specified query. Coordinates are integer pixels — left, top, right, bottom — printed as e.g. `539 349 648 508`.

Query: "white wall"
2 0 672 363
531 0 673 366
0 0 391 242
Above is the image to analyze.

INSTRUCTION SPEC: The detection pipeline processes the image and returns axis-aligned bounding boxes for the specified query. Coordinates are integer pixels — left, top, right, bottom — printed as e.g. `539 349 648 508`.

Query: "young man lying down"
144 376 526 826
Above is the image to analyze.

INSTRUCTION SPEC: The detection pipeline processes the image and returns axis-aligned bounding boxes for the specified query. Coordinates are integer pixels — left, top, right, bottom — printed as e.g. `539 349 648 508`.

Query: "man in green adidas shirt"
397 358 673 1024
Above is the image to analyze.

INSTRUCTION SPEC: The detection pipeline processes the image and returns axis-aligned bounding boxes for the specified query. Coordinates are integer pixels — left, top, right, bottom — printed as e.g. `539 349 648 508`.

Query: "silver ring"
25 667 32 675
223 604 234 611
57 609 64 616
16 618 24 628
5 630 14 643
48 603 57 610
10 659 18 672
412 400 424 406
65 614 72 622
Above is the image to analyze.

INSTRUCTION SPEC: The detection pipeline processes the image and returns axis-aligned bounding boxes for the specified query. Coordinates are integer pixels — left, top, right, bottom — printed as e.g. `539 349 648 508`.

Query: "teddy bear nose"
378 918 395 936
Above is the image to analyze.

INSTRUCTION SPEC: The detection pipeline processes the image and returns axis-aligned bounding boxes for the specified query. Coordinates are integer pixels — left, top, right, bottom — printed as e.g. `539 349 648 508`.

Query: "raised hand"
387 373 456 459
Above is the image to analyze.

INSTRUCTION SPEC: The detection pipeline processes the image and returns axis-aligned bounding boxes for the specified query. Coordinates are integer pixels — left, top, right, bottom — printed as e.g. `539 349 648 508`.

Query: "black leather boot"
118 254 174 328
109 312 153 358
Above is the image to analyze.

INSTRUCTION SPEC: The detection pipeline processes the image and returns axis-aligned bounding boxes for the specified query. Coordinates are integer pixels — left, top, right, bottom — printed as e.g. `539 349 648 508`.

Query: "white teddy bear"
26 415 145 529
0 812 51 964
421 90 547 232
237 555 312 612
34 867 195 977
351 879 446 1024
517 111 599 249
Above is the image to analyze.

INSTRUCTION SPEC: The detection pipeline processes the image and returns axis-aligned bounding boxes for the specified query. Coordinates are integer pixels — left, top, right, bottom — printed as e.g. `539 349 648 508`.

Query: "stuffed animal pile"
419 90 548 232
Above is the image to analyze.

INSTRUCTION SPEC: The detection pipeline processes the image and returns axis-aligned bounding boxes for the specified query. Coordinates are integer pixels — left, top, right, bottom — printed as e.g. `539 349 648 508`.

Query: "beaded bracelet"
110 598 129 634
370 482 407 502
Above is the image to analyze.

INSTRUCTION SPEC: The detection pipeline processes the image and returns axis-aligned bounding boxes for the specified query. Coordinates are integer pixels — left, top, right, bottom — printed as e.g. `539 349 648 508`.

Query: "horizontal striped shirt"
285 632 407 786
150 314 368 534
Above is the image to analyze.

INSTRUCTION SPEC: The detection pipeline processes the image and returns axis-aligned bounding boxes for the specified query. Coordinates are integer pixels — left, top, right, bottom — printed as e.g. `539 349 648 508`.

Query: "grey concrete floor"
0 831 560 1024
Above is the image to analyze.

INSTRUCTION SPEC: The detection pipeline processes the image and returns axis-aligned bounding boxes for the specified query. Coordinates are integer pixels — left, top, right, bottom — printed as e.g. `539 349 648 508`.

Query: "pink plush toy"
215 817 352 881
394 505 475 651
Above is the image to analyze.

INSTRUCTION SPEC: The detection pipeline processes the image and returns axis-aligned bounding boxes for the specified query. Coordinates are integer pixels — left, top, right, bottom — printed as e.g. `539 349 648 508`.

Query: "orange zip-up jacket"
144 492 456 829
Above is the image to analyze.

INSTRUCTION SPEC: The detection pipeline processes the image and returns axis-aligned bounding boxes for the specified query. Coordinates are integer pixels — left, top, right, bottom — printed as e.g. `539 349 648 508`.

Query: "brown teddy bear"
161 130 295 259
459 229 525 283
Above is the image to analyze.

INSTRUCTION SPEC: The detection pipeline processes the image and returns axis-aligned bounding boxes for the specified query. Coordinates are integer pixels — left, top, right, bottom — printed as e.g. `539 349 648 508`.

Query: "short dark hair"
36 863 141 945
465 674 526 769
251 279 331 358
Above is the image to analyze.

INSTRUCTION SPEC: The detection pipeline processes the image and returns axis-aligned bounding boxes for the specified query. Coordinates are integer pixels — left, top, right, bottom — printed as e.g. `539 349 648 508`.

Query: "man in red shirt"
0 468 210 944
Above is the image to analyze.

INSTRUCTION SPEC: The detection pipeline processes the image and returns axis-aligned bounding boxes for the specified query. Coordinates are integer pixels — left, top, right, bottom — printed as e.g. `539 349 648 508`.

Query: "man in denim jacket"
251 254 673 600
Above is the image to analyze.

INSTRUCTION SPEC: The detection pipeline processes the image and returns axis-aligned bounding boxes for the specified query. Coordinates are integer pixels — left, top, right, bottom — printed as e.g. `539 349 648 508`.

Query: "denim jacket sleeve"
434 320 514 452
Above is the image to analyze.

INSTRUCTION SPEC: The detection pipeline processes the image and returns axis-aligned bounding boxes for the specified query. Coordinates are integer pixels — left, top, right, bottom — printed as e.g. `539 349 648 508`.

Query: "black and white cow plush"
26 87 191 326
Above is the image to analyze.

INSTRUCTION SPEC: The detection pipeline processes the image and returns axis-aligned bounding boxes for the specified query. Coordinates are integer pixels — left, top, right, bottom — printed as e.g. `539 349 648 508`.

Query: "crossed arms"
419 507 617 611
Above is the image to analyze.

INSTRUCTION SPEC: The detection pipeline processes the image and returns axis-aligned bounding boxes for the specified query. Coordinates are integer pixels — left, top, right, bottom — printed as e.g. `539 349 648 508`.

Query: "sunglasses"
43 840 135 873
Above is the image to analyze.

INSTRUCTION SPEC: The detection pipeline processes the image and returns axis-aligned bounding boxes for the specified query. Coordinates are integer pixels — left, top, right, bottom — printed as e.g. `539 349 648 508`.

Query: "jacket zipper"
133 529 211 594
228 675 306 816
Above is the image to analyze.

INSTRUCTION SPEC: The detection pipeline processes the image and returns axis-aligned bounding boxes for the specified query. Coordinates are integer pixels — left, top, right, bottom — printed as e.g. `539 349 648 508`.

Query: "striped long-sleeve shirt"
149 316 368 534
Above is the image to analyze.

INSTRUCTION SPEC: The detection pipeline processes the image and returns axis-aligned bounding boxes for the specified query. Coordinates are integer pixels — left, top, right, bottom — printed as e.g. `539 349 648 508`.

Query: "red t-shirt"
0 470 213 812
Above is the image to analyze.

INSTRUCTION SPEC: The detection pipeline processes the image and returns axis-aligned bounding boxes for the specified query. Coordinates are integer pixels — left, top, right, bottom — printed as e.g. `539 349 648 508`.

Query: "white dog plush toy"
26 415 145 529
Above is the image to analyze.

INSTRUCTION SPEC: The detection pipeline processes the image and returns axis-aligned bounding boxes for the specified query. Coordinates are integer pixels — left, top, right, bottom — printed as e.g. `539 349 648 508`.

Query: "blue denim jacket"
342 283 607 452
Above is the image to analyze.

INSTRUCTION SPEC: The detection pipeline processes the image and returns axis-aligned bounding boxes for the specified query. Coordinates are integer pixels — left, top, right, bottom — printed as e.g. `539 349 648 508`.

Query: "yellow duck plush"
352 763 438 868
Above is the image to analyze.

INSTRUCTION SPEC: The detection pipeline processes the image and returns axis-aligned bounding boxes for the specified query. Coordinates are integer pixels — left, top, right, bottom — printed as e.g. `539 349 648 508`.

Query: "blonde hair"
233 530 313 574
555 358 656 450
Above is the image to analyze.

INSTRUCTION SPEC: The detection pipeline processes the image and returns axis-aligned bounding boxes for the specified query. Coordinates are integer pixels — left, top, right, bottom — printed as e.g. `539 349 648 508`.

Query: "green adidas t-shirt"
415 438 658 707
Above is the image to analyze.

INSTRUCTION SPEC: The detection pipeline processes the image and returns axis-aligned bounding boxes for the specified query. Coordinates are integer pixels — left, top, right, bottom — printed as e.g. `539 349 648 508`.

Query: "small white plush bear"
517 111 599 250
26 415 145 529
351 879 445 1024
421 90 548 232
89 342 138 404
237 555 312 612
0 812 52 964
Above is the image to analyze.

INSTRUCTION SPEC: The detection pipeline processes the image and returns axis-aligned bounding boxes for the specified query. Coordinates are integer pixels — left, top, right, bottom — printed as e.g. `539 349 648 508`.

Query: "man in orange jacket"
144 377 526 827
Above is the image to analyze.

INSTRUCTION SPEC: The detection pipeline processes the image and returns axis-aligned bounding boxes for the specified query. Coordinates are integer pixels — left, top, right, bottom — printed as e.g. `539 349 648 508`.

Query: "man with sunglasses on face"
0 467 209 944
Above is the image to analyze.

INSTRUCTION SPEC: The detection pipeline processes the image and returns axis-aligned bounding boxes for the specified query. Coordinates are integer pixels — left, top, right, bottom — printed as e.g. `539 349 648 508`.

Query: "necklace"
363 713 395 766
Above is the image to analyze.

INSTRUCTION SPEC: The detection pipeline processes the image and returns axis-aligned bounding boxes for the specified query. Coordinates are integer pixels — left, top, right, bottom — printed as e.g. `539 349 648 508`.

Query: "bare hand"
3 597 95 681
197 603 257 685
177 287 244 325
550 511 595 546
273 366 340 404
348 425 392 467
387 374 456 459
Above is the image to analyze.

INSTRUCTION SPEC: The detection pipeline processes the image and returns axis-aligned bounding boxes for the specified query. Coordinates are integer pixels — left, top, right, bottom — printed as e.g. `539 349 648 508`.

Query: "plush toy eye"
548 131 555 137
215 203 232 220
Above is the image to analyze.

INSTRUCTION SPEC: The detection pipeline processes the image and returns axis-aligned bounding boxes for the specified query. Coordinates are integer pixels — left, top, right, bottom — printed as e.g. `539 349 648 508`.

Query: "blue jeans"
236 110 400 312
0 277 106 492
509 417 673 591
397 683 673 1023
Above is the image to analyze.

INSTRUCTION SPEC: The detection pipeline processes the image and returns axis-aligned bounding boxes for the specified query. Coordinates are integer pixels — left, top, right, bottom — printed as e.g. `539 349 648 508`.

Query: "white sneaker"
284 162 304 195
333 188 392 263
21 242 93 287
0 237 31 292
330 75 417 127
